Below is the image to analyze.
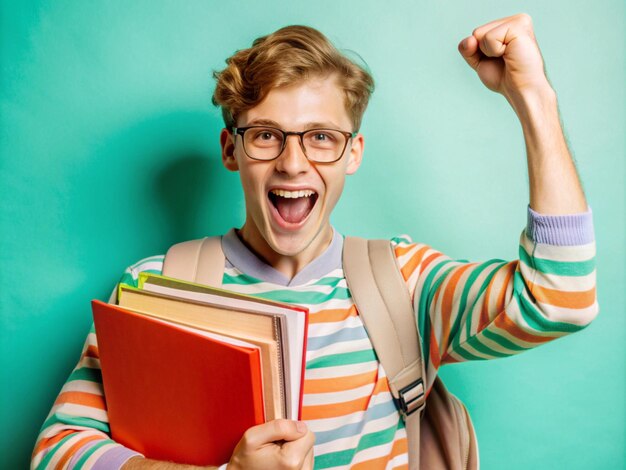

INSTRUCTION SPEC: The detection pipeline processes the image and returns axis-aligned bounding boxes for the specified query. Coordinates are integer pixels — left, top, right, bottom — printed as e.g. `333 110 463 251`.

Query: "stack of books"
92 273 309 466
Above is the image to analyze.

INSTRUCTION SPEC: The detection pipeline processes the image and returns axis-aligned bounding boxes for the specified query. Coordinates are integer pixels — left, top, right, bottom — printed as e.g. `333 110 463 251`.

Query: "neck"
237 224 334 280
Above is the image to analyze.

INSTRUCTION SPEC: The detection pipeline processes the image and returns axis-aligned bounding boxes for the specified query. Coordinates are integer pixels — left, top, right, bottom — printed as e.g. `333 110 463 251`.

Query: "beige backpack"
162 236 479 470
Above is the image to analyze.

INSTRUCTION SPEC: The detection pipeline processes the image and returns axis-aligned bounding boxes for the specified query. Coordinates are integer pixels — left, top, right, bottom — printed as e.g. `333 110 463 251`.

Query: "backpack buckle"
396 378 425 418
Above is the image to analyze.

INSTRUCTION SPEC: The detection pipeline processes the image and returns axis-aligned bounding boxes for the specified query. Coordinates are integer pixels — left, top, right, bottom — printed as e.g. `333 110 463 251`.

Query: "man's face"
220 75 364 267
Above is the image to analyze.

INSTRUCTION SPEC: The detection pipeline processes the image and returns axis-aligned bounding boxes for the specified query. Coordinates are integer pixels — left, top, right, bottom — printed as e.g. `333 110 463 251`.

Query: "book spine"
273 316 287 419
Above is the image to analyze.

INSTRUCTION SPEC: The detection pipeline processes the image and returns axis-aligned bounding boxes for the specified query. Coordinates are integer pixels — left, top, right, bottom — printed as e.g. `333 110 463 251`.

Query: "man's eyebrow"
245 118 281 127
244 118 344 129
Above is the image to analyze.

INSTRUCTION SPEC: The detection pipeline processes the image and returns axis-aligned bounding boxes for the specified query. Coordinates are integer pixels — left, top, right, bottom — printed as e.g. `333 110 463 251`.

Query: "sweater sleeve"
31 256 164 470
392 207 598 391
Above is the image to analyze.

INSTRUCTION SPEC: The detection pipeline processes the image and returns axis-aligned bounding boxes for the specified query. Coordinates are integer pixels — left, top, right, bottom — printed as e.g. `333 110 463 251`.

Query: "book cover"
92 300 265 466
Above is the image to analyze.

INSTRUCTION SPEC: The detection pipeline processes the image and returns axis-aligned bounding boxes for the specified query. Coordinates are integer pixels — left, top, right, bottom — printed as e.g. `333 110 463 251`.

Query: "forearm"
510 86 588 214
122 456 219 469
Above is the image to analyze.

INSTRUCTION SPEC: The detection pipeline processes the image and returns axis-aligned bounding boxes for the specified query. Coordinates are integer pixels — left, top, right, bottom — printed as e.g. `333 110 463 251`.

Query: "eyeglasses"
232 126 357 163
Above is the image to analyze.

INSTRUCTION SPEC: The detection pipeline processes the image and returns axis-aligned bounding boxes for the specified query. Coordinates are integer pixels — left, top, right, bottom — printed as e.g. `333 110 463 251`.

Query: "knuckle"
517 13 533 26
280 454 301 470
241 428 255 447
273 419 291 436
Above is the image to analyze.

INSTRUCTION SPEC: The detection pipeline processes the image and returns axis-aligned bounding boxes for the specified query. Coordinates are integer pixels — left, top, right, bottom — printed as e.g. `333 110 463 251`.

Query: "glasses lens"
303 129 347 163
243 127 284 160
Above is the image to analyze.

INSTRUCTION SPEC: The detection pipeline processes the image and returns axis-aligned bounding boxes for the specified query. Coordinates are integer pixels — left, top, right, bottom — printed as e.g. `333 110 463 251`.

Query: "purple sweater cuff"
91 445 143 470
525 206 595 246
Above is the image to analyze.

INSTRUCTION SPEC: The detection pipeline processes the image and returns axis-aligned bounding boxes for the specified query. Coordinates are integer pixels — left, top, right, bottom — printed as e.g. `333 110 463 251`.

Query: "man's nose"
274 135 310 175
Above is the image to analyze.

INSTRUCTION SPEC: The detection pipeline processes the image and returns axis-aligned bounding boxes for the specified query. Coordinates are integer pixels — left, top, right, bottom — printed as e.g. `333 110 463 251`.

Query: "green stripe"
68 367 103 384
462 261 507 345
224 274 344 288
516 285 586 333
222 272 262 285
313 423 401 469
314 448 355 468
461 334 510 358
42 413 110 434
481 328 528 352
418 259 457 368
73 439 111 469
118 272 137 287
519 247 595 276
245 287 351 305
37 432 76 468
310 276 344 287
356 422 400 451
450 345 489 361
306 349 377 369
447 260 504 351
391 235 412 245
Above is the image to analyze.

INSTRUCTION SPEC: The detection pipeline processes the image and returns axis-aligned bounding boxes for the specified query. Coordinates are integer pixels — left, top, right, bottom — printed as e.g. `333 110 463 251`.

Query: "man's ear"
220 128 239 172
345 133 364 175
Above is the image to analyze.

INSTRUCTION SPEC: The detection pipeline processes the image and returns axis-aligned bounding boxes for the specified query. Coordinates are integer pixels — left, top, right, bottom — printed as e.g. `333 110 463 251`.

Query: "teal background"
1 1 623 468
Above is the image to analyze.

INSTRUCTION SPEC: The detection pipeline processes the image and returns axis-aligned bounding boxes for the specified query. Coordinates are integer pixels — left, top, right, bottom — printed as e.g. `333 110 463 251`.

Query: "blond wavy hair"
212 25 375 131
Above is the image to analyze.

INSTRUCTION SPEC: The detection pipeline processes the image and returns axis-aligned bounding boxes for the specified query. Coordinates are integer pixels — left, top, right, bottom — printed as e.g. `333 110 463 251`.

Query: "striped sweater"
31 208 598 469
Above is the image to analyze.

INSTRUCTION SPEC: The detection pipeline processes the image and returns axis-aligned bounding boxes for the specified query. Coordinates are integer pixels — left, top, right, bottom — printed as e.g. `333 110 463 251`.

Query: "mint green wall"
1 1 623 468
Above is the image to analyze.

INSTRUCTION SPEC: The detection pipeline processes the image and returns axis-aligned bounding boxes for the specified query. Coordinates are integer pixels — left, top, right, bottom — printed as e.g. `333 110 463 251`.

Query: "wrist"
506 83 557 121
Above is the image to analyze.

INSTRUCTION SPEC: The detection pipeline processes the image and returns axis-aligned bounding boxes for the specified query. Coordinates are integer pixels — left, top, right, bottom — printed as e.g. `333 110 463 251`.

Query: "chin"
265 230 317 258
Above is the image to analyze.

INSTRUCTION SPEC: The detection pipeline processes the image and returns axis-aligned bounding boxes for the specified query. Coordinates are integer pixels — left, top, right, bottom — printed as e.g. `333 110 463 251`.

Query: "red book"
92 300 265 466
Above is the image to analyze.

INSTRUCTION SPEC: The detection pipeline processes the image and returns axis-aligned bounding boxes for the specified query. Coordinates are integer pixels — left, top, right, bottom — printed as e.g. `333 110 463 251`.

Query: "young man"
32 14 597 470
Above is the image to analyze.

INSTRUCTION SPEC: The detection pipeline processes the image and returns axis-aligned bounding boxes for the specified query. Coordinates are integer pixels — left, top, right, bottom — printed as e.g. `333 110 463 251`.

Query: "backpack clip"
397 378 425 418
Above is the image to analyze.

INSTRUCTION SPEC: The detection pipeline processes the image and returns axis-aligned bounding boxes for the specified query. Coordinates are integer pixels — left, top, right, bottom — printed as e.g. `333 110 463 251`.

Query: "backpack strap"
343 237 426 470
162 236 225 287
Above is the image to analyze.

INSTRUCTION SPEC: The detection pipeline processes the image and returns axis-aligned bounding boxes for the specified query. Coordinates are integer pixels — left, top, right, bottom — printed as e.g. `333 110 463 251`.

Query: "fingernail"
462 38 468 49
296 421 307 433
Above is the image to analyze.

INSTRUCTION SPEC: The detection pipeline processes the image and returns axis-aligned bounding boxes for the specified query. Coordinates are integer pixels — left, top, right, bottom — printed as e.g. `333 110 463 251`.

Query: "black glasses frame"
232 126 357 163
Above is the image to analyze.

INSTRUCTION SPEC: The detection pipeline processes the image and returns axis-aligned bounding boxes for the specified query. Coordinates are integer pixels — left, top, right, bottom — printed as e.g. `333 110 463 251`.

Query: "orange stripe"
494 313 555 344
301 395 370 420
303 369 377 394
479 269 496 331
479 262 516 331
389 436 409 461
302 377 390 420
429 330 442 369
350 437 409 470
412 251 447 288
394 243 417 257
440 265 473 349
528 283 596 309
309 306 357 324
496 264 517 311
55 434 103 470
399 246 430 281
351 455 389 469
85 345 99 358
394 244 412 257
443 354 461 364
33 430 75 458
55 391 106 410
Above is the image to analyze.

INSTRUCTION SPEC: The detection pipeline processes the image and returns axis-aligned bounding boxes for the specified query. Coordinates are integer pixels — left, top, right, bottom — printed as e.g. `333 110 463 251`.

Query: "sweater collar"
222 228 343 287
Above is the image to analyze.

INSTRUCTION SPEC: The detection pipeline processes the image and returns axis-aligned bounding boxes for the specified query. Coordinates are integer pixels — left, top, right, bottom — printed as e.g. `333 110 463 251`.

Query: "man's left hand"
458 14 552 104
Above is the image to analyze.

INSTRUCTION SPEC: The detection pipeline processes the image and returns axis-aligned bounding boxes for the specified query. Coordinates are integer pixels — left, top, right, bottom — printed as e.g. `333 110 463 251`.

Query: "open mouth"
268 189 318 225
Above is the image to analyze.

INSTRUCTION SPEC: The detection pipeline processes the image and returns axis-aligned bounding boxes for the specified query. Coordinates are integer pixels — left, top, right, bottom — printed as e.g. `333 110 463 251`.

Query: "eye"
259 131 275 141
250 128 282 143
312 132 331 141
309 131 338 143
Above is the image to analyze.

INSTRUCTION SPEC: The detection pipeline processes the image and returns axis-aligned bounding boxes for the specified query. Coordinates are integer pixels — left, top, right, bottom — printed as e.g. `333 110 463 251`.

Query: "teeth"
270 189 315 198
